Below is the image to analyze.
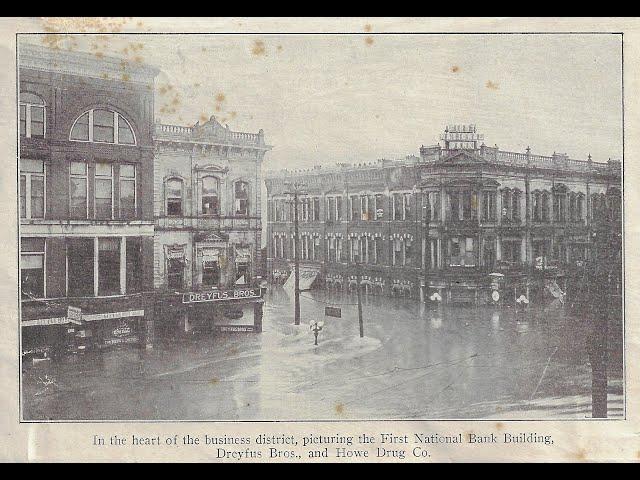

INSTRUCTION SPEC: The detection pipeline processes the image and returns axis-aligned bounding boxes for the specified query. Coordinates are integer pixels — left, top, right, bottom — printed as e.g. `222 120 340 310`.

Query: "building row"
19 44 269 357
265 124 622 304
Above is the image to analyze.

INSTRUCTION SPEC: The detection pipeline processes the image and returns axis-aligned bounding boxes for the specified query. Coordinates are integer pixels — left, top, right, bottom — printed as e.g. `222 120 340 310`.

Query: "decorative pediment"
438 150 491 165
196 163 228 175
192 116 228 140
194 231 229 244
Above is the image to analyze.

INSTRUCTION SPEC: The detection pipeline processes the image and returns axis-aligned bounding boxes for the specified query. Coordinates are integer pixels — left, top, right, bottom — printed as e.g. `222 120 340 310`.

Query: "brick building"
19 43 159 355
152 116 271 332
265 125 621 304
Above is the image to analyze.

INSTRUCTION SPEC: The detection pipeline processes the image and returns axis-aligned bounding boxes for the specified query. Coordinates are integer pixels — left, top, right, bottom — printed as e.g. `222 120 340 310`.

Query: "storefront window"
126 237 142 293
21 237 45 299
67 238 94 297
202 260 220 287
98 237 120 296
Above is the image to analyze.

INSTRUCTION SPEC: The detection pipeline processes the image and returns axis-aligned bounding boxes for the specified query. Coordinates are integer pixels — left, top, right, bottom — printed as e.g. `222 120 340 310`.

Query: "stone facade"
153 117 271 298
265 125 621 303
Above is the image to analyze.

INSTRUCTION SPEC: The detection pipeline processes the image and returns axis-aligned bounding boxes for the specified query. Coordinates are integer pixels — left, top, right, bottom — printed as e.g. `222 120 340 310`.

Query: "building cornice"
18 42 160 85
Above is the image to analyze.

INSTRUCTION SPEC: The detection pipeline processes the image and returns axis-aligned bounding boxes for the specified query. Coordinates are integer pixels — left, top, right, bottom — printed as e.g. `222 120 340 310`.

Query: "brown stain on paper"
486 80 499 90
364 37 374 46
252 40 266 56
334 403 345 415
451 65 460 73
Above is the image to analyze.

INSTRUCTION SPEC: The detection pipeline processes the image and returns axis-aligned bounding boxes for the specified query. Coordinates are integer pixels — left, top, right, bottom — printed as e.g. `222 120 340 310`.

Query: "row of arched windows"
165 177 250 217
19 92 137 146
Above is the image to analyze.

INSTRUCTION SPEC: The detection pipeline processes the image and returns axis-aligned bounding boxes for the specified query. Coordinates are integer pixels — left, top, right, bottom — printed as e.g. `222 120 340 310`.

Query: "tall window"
553 192 566 222
19 159 45 219
375 194 385 219
70 109 136 145
202 176 219 215
166 178 183 216
119 164 136 218
98 238 120 296
19 92 46 138
95 163 113 219
313 198 320 221
126 237 143 294
203 260 220 286
69 161 87 218
21 238 45 299
393 193 403 220
67 238 94 297
482 191 496 221
167 258 184 290
542 192 550 222
234 181 249 216
375 237 383 264
336 196 343 221
350 195 360 220
449 192 461 221
327 197 336 221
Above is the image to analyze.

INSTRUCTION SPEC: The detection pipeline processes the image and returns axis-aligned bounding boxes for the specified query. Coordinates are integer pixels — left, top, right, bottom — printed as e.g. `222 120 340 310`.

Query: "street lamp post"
284 181 307 326
309 320 324 345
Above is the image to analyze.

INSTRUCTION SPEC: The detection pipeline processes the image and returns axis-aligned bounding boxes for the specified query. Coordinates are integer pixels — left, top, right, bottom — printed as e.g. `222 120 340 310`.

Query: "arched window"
69 109 136 145
20 92 46 138
234 180 249 216
202 176 219 215
166 178 183 216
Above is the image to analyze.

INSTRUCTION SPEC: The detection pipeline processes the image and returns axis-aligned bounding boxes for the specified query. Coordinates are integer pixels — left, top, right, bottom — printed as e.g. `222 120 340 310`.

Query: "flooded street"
23 287 623 421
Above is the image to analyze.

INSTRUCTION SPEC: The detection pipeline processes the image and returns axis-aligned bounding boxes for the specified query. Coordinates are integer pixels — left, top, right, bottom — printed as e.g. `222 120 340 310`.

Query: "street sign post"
325 306 341 318
67 306 82 325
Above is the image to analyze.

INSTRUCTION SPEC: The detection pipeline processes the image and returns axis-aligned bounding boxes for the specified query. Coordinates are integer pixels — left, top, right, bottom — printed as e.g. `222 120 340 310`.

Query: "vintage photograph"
18 30 623 421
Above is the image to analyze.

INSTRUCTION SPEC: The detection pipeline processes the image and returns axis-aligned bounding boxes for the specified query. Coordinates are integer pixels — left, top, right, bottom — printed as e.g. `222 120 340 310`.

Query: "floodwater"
22 287 624 421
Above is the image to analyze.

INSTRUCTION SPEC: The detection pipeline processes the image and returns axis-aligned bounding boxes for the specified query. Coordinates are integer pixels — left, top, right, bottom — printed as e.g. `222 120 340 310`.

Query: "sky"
23 32 623 170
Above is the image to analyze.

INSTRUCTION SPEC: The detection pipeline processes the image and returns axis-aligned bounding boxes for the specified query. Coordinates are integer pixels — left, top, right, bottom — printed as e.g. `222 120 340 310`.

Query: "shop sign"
112 321 133 338
213 325 255 333
325 306 342 318
83 310 145 322
182 288 262 303
67 306 82 324
22 317 68 327
104 336 139 346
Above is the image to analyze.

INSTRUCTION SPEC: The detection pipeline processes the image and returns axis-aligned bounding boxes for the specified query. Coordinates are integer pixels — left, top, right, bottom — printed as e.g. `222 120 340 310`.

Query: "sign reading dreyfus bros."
182 287 263 304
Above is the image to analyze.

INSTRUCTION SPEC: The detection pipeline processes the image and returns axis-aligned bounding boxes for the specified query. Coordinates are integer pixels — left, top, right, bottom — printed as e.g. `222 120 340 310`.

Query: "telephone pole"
284 181 307 326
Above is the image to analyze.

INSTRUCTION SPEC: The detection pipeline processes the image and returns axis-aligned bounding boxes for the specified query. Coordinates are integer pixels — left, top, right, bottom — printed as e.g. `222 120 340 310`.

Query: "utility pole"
355 255 364 338
284 181 307 326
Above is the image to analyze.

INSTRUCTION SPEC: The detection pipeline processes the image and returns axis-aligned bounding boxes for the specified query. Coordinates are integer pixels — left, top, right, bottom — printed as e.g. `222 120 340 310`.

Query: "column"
496 236 502 261
120 236 127 295
93 237 99 296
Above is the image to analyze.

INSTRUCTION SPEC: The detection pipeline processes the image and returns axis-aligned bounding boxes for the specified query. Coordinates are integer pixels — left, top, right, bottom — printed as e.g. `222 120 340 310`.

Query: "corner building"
19 43 159 354
265 125 621 304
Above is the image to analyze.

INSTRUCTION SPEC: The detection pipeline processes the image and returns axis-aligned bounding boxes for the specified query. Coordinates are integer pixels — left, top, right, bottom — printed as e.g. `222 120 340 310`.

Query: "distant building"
152 116 271 332
265 125 621 304
19 43 159 355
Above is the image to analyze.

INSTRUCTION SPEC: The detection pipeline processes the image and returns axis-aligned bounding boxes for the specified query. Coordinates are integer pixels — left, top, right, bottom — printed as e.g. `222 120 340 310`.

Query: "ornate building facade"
153 117 271 331
19 43 159 354
265 125 621 304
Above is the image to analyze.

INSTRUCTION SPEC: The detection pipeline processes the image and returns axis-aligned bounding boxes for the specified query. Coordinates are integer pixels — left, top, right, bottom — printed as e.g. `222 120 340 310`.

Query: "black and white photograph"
15 23 624 428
